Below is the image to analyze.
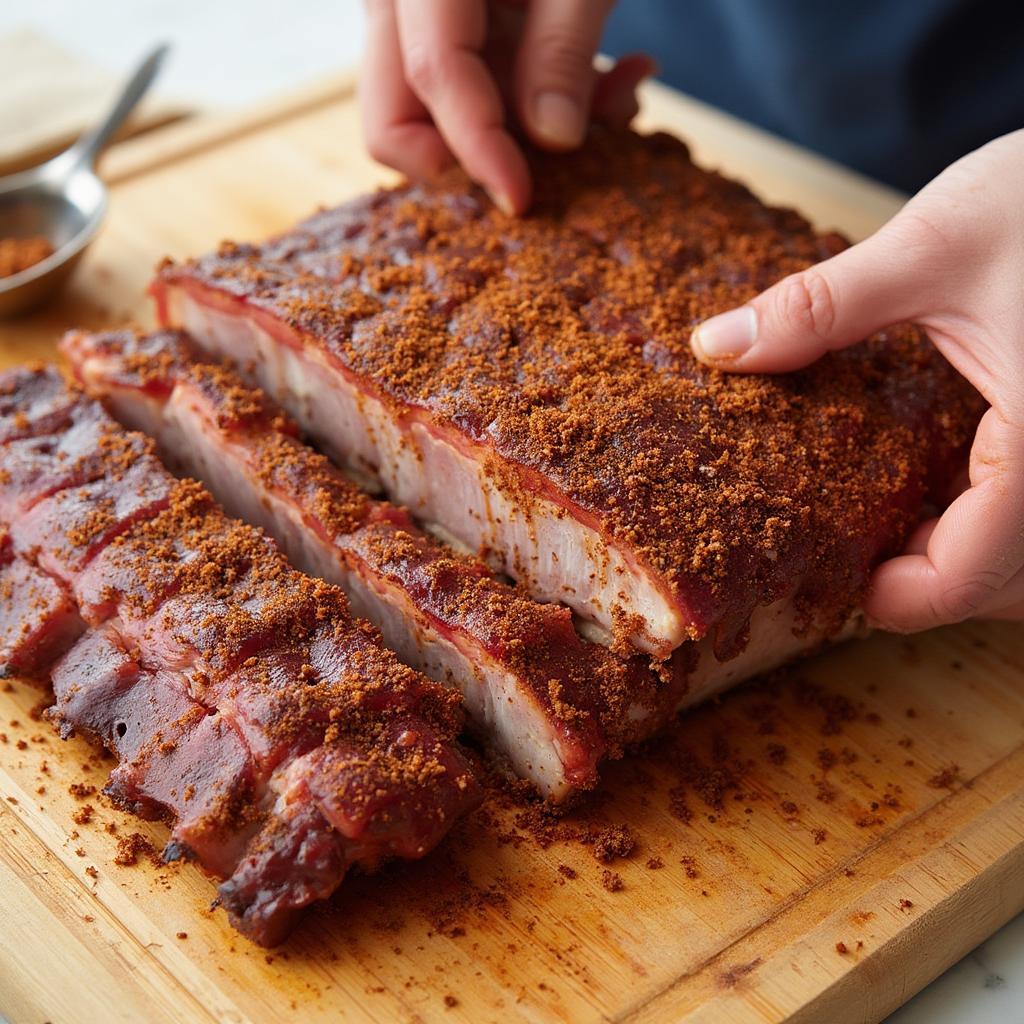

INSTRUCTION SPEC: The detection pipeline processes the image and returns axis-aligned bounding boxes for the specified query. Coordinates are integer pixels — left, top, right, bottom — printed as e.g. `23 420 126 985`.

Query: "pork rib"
0 366 480 944
64 327 851 801
152 129 982 659
0 542 84 677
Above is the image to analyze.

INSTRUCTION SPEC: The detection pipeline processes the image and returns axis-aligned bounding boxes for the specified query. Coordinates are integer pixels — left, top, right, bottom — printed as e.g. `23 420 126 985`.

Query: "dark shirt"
602 0 1024 192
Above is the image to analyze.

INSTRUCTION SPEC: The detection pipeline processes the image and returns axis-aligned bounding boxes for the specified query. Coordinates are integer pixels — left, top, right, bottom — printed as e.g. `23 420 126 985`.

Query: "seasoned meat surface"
0 365 479 945
153 129 983 657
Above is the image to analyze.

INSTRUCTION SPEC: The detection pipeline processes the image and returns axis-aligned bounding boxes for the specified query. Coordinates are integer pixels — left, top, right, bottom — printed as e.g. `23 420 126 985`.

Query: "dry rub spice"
0 235 53 278
591 825 635 864
163 129 983 660
928 764 960 789
600 869 624 892
72 804 94 826
114 832 159 867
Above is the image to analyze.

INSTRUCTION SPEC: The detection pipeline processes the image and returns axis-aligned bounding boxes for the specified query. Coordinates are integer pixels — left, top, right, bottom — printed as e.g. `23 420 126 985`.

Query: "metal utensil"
0 44 169 319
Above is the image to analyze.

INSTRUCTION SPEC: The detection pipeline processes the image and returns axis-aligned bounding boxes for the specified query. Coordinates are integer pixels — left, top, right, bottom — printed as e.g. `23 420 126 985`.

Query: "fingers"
364 0 649 211
867 516 1024 630
988 597 1024 621
514 0 616 149
865 407 1024 631
690 222 937 372
688 131 1024 630
901 518 939 557
395 0 531 214
361 0 453 178
591 53 657 129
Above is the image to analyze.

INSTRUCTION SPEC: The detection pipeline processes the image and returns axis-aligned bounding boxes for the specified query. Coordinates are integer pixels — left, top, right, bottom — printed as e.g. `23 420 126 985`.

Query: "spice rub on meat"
0 365 480 945
151 128 983 659
63 328 652 799
65 327 847 803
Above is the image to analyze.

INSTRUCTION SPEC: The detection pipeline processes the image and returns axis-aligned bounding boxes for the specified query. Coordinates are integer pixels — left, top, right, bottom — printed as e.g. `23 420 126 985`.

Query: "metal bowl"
0 45 167 319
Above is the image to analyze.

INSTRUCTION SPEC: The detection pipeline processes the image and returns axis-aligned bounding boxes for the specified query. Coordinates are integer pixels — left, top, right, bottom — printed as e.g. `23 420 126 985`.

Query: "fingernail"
691 306 757 363
488 188 516 217
532 91 585 148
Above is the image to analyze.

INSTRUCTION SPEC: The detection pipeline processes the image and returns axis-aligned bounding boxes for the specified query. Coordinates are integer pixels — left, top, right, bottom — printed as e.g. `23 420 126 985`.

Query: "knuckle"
532 28 595 85
362 125 404 170
365 133 392 166
932 571 1005 623
887 201 995 297
403 44 447 97
894 210 949 247
774 269 837 341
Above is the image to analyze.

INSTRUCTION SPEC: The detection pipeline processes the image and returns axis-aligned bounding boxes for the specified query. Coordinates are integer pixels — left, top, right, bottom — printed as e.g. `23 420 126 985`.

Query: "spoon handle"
67 44 170 171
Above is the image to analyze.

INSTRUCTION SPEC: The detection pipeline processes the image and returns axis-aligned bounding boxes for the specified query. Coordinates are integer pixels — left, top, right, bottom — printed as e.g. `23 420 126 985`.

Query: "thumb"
690 222 932 373
516 0 615 151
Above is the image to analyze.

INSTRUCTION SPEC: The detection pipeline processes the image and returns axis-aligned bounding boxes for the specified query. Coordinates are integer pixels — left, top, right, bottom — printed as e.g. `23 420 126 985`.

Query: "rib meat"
0 541 84 677
64 327 853 801
0 366 480 944
151 129 983 658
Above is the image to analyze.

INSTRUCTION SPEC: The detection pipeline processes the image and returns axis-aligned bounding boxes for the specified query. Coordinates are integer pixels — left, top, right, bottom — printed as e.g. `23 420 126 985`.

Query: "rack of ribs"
61 328 819 799
151 128 983 661
0 365 480 945
64 326 974 803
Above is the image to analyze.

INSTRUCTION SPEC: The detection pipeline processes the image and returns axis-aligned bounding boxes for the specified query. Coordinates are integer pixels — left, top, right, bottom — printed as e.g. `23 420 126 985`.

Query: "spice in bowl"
0 236 55 278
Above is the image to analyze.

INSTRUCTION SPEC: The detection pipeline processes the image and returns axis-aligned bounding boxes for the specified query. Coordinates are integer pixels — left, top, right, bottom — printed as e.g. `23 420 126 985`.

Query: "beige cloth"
0 27 187 176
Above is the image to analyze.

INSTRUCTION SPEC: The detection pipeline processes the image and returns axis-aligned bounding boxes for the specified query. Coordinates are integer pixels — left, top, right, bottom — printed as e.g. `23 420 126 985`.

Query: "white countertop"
3 3 1021 1020
888 912 1023 1023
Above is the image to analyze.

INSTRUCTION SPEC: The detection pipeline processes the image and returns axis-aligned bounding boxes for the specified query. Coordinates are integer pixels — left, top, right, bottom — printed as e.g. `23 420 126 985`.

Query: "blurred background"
2 0 366 105
0 0 367 176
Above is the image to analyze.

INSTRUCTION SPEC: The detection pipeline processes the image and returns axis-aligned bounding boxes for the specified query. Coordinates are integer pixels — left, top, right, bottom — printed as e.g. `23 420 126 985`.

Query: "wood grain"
1 73 1021 1024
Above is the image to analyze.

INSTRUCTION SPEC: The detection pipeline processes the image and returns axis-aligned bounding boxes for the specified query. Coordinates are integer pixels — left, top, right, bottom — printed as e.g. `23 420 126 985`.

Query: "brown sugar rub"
66 327 865 801
63 327 679 798
0 366 480 945
0 235 54 278
152 128 982 660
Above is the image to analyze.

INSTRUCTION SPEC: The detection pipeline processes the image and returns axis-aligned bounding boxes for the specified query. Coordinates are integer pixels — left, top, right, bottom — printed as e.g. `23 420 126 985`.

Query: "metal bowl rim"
0 186 108 294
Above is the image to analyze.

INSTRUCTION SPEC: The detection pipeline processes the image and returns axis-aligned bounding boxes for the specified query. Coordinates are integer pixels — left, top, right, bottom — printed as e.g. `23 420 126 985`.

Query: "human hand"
361 0 652 214
690 130 1024 631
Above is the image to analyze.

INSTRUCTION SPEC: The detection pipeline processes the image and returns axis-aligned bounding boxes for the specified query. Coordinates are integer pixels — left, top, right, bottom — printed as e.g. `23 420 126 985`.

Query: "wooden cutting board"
1 74 1022 1024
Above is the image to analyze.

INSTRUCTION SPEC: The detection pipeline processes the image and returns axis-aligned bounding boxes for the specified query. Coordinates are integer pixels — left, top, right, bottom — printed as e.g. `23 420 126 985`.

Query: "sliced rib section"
0 540 84 677
64 327 848 802
63 328 630 797
0 365 480 945
151 129 983 658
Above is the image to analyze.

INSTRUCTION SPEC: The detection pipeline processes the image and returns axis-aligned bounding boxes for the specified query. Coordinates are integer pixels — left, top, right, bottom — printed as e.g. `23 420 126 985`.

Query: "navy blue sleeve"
602 0 1024 192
